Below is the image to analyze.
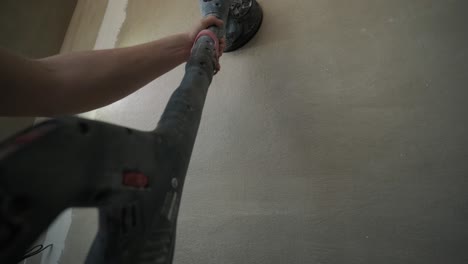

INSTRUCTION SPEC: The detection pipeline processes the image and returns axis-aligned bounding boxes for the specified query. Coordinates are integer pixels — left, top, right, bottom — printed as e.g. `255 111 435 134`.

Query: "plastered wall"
53 1 468 263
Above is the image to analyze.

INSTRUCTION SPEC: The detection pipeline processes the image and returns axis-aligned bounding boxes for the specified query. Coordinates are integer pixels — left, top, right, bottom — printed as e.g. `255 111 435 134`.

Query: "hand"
188 16 227 57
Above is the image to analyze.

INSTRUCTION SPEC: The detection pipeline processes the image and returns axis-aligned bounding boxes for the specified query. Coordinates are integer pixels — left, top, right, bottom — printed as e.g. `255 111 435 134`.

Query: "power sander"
0 0 263 263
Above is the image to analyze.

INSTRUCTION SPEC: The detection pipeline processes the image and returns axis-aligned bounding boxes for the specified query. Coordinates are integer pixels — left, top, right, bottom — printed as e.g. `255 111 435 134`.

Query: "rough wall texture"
62 0 468 263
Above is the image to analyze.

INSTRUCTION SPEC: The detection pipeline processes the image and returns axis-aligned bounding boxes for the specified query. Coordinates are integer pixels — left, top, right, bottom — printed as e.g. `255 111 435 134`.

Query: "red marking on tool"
123 172 149 188
0 123 57 160
15 124 56 144
15 132 42 144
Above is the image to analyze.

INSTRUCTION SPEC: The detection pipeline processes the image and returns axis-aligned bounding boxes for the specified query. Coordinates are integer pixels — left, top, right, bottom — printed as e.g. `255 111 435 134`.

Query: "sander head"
224 0 263 52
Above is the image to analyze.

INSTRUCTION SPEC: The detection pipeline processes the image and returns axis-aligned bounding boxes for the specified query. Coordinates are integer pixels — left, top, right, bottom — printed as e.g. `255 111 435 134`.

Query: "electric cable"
18 244 53 262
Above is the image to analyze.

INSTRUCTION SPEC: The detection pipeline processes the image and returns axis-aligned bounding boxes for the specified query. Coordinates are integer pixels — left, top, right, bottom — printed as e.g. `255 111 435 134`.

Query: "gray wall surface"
58 0 468 263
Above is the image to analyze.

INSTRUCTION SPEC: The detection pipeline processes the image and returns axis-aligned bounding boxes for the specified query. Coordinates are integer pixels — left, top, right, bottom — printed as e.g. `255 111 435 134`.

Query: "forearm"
0 33 192 116
0 16 224 117
38 33 192 115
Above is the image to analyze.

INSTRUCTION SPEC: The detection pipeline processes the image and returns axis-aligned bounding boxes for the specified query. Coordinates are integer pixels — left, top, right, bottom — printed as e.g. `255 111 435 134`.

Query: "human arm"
0 16 224 116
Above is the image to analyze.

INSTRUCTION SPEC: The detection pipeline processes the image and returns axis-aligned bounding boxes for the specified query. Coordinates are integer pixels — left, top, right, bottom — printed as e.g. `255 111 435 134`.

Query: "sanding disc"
224 0 263 52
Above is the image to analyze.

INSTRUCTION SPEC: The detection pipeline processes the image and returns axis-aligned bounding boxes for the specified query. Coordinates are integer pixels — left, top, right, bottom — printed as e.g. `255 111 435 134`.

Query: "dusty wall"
53 0 468 263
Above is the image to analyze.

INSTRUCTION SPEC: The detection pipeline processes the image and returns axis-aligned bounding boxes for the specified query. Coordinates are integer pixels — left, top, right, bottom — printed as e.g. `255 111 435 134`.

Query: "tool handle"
87 2 233 264
200 0 231 38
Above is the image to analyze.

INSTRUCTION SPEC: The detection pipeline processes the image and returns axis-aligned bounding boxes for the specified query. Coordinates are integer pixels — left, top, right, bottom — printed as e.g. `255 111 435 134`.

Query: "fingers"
192 16 226 73
219 38 226 57
189 16 225 42
201 15 224 29
199 16 226 57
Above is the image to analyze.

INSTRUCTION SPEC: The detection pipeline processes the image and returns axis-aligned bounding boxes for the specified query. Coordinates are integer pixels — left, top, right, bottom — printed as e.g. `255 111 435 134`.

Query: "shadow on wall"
0 0 77 58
